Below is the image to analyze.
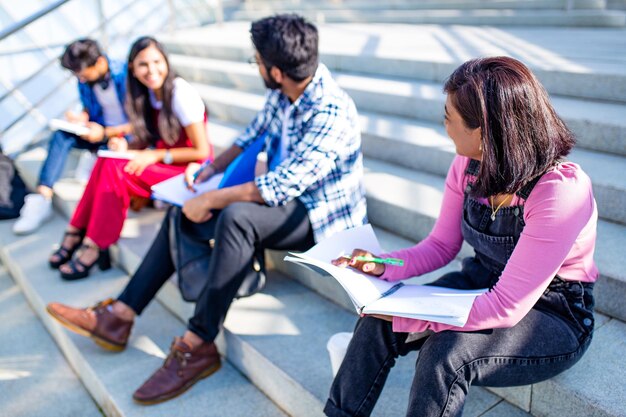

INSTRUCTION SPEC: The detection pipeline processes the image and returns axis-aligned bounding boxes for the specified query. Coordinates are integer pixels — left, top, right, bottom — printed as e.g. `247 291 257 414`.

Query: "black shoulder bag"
167 206 266 302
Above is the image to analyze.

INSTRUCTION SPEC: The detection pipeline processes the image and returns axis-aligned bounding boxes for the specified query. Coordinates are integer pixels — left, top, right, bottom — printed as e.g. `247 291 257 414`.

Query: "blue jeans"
38 130 105 188
324 274 594 417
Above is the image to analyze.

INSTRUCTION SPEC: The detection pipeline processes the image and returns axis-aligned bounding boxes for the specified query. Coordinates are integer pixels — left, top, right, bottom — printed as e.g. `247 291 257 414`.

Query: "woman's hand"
182 192 214 223
331 248 386 277
108 136 128 152
123 150 159 176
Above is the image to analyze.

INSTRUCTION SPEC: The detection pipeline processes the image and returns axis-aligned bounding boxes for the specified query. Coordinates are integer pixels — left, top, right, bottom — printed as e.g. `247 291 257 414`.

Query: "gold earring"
479 143 483 152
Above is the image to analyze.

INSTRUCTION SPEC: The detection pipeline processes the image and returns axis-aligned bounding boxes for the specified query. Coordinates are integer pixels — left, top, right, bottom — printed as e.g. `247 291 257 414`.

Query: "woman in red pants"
49 36 213 280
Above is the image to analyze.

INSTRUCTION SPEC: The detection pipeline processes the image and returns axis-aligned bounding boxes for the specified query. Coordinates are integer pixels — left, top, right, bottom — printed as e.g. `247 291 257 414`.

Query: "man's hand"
184 162 217 191
108 136 128 152
81 122 106 143
182 192 214 223
123 150 159 176
331 248 386 277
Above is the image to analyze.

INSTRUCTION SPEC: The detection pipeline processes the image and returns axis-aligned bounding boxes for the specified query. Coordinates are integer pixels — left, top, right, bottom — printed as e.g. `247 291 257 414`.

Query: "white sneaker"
12 194 53 235
75 151 97 184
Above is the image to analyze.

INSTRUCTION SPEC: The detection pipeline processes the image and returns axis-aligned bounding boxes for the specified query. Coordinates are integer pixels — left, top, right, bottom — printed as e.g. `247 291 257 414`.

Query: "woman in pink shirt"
324 57 597 417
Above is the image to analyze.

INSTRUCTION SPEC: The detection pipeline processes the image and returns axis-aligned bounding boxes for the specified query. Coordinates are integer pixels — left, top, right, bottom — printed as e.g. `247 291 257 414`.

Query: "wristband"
163 150 174 165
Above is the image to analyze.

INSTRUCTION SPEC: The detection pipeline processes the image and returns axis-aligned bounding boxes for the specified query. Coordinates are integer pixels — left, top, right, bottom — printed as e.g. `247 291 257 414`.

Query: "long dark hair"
125 36 180 146
444 56 575 197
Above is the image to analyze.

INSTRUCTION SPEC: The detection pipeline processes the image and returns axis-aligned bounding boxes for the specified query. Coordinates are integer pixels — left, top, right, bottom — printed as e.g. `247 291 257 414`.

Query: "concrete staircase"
2 8 626 417
231 0 626 27
0 263 103 417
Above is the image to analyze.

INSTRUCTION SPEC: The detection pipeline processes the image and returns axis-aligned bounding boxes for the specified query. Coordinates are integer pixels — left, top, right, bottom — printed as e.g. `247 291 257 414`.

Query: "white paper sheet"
364 285 486 326
150 173 224 207
49 118 90 136
284 254 395 310
296 224 383 263
284 224 487 327
96 149 136 160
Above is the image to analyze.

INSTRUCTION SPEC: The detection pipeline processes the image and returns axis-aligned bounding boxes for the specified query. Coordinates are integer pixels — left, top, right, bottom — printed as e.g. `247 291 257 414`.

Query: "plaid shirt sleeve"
234 91 277 150
254 101 345 206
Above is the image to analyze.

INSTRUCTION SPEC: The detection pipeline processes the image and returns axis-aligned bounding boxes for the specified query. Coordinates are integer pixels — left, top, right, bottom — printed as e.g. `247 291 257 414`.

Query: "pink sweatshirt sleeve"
385 161 598 334
379 156 468 282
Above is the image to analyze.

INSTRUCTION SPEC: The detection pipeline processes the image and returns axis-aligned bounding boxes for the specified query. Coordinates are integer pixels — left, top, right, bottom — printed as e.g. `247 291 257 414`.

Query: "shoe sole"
132 361 222 405
46 305 126 352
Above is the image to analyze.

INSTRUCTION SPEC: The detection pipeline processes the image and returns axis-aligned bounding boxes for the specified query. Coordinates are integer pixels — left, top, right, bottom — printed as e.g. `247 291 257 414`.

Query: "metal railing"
0 0 224 153
0 0 72 42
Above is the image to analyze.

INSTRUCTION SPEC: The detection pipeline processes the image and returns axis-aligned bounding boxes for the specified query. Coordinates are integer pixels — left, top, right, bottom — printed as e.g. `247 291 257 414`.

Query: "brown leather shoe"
133 337 221 405
46 299 133 351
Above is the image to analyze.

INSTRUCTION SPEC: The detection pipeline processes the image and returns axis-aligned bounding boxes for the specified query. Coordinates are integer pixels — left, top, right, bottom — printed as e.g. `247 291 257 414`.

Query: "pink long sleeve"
380 156 599 334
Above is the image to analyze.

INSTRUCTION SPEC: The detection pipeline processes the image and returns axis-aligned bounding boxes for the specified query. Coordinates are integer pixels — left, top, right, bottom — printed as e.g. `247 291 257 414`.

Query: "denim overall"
457 159 595 341
325 159 595 417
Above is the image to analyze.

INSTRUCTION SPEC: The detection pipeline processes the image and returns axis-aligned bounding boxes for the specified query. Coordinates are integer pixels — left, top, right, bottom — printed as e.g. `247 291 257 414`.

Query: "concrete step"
114 221 526 417
0 217 288 417
8 132 625 417
0 264 103 417
26 177 625 417
241 0 606 11
231 8 626 27
169 54 626 158
166 78 626 227
162 24 626 106
269 242 625 417
608 0 626 9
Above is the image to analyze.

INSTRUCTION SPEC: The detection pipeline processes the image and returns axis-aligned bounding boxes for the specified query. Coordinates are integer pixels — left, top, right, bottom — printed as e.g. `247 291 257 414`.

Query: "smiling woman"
325 56 598 417
48 36 214 281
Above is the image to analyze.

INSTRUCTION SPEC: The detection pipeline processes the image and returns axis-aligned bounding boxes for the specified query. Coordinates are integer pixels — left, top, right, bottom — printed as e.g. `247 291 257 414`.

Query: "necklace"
489 194 512 221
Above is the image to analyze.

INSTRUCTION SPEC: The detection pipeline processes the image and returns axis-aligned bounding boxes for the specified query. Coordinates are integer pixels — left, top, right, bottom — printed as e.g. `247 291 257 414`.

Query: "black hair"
125 36 181 147
60 38 103 72
250 14 319 81
444 56 576 197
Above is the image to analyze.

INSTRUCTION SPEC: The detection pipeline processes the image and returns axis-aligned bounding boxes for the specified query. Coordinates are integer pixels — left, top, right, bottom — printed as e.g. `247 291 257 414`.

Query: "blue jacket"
77 57 127 126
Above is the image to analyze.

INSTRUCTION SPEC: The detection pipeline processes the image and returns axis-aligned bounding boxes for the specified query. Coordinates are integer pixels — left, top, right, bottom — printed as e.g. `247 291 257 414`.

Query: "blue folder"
218 134 267 189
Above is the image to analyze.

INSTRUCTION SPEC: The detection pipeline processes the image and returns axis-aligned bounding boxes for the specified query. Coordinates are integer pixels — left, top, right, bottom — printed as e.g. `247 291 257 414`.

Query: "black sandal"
59 244 111 281
49 230 85 269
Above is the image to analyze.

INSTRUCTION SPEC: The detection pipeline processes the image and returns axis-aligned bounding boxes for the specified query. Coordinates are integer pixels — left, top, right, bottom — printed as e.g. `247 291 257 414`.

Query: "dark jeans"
118 199 315 342
324 273 594 417
38 130 104 188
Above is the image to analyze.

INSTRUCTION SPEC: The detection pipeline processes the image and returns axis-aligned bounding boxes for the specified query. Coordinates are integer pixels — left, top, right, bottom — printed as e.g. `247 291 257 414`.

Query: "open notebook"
151 134 267 207
284 224 486 327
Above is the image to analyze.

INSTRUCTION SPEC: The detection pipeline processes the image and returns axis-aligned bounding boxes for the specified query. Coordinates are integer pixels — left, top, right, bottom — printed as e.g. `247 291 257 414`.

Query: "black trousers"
118 200 314 342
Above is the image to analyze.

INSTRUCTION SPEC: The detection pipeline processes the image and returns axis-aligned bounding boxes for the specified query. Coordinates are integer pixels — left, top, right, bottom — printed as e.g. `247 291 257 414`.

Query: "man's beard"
263 70 281 90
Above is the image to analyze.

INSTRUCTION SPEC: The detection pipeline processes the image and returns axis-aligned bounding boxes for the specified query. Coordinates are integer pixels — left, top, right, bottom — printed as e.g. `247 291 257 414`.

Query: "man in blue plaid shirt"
46 14 367 405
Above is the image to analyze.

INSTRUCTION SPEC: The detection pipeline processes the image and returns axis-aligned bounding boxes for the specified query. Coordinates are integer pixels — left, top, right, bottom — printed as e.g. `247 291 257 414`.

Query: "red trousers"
70 157 186 248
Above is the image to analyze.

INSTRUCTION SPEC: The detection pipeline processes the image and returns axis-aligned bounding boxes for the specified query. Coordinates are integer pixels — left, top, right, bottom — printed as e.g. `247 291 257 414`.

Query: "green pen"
341 255 404 266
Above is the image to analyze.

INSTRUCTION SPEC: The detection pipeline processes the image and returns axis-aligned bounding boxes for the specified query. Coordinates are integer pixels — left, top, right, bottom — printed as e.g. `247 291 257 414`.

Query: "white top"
93 82 127 126
149 77 205 127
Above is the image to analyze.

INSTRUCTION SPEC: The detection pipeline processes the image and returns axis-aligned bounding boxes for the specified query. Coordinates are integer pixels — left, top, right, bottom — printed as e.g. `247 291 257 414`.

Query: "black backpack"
0 149 28 220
